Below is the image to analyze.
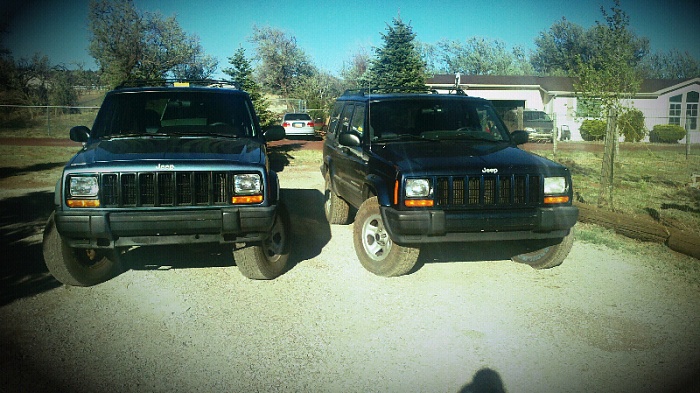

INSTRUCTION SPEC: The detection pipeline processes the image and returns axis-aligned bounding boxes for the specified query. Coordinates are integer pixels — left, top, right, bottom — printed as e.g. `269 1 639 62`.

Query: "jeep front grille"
435 175 540 207
101 171 233 207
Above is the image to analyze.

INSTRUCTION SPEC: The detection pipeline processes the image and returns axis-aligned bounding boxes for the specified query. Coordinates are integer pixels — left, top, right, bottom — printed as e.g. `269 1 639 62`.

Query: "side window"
350 104 366 138
338 104 355 134
327 102 344 136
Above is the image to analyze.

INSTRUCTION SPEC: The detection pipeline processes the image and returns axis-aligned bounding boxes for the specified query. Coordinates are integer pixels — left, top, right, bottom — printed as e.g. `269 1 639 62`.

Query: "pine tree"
223 47 275 127
367 17 426 92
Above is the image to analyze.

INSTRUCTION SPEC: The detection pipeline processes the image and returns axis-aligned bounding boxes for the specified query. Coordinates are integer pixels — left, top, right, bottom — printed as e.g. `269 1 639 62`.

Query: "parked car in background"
503 109 558 142
281 113 315 138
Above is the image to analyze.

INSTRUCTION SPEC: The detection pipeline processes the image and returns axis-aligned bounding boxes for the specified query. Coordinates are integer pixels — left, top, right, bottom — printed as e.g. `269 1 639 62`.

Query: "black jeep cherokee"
321 89 578 276
43 81 289 286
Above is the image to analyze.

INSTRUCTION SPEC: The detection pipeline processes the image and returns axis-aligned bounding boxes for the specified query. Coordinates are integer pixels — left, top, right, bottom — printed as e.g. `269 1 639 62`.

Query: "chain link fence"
0 105 100 137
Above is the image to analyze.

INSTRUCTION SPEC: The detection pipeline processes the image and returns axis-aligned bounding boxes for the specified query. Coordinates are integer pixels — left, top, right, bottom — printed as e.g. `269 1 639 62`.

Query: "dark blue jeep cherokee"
43 81 289 286
321 89 578 276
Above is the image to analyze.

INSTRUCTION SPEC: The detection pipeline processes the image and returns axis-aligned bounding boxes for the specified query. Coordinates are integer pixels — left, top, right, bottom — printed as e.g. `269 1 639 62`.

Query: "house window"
669 94 682 125
686 91 698 131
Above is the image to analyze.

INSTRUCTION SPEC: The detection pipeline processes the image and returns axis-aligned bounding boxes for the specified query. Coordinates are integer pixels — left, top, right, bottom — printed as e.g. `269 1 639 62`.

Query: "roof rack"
116 79 240 89
341 86 433 96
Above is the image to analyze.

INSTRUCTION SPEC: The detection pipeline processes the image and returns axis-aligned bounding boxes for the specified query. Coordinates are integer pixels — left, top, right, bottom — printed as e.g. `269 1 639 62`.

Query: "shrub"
649 124 686 143
580 119 606 141
618 109 646 142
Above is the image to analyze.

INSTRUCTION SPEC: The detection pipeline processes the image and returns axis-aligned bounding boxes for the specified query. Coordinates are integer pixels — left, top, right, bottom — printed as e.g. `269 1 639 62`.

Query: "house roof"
426 74 698 95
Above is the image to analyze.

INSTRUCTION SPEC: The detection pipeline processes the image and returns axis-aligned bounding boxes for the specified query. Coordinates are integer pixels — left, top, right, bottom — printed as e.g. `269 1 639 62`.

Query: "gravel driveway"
1 162 699 393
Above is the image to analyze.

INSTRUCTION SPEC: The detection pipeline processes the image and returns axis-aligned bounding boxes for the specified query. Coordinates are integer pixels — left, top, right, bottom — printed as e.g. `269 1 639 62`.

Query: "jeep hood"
372 141 565 174
68 137 265 167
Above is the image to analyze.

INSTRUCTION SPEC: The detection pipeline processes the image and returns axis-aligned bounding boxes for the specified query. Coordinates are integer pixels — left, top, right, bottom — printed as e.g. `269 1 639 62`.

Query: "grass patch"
0 90 103 139
537 144 700 237
0 145 78 189
576 222 700 285
268 143 322 171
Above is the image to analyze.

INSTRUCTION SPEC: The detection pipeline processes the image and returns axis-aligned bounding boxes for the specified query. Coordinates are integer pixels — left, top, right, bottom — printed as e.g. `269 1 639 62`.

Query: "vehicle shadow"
458 368 507 393
417 239 554 266
0 191 61 306
122 188 331 275
282 188 331 269
268 143 305 173
122 243 235 270
0 162 66 180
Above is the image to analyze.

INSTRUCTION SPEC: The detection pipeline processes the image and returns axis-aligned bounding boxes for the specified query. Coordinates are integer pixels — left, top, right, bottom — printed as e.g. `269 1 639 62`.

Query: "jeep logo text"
482 168 498 174
157 164 175 170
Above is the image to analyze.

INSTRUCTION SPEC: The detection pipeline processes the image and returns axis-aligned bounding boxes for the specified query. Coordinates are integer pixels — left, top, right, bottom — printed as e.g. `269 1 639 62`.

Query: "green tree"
88 0 142 87
618 108 646 142
292 72 345 121
367 17 425 91
49 67 78 108
435 37 532 75
249 25 315 97
574 0 645 209
341 49 371 88
533 14 648 77
171 54 218 80
15 54 51 105
223 47 275 127
531 18 588 75
640 49 700 79
88 0 216 87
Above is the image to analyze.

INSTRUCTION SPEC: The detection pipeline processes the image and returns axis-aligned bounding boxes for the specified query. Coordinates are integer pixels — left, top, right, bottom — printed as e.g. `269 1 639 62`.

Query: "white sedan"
281 113 315 137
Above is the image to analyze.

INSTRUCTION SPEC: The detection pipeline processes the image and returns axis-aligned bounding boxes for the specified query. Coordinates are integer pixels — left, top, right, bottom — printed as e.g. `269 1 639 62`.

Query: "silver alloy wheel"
361 213 392 261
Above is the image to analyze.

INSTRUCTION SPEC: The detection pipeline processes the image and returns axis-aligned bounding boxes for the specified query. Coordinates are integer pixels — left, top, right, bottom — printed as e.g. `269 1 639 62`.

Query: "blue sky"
3 0 699 77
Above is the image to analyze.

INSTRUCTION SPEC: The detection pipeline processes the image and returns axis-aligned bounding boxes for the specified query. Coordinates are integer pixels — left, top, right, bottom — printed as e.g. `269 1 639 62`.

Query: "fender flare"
268 170 280 205
364 174 393 207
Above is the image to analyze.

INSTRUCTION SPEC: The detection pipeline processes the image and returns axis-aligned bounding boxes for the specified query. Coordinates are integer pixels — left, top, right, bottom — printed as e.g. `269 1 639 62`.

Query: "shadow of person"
459 368 506 393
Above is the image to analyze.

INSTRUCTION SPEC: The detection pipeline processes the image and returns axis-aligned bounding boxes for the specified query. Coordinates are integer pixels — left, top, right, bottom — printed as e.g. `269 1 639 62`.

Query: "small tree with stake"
574 0 646 210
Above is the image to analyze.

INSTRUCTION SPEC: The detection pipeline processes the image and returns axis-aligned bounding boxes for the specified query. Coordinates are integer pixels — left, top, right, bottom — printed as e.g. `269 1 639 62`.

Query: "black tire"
42 212 124 286
512 227 575 269
233 203 290 279
324 175 350 225
353 197 419 277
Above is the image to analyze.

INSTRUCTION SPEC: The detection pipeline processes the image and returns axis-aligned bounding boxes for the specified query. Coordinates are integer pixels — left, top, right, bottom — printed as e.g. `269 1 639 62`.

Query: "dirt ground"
1 156 699 392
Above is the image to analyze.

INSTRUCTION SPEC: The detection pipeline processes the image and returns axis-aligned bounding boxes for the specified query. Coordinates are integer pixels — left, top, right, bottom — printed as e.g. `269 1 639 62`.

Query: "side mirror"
263 125 285 141
70 126 90 143
510 130 529 145
339 132 361 147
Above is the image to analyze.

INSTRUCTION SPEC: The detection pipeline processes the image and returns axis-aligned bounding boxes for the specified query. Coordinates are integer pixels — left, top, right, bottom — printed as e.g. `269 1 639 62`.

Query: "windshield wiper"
100 132 172 140
377 134 438 142
440 132 500 142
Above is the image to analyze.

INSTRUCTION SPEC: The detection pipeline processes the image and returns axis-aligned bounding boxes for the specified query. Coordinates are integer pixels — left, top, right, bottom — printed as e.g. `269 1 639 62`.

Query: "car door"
325 103 354 201
334 103 368 208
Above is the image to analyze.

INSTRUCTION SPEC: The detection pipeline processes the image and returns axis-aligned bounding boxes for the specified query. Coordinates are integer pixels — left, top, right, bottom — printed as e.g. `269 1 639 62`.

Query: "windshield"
369 98 509 142
90 91 258 139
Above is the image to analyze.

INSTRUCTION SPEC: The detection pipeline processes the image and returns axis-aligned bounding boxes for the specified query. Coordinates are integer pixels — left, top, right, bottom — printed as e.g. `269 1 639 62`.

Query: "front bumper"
381 206 579 244
55 206 277 248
